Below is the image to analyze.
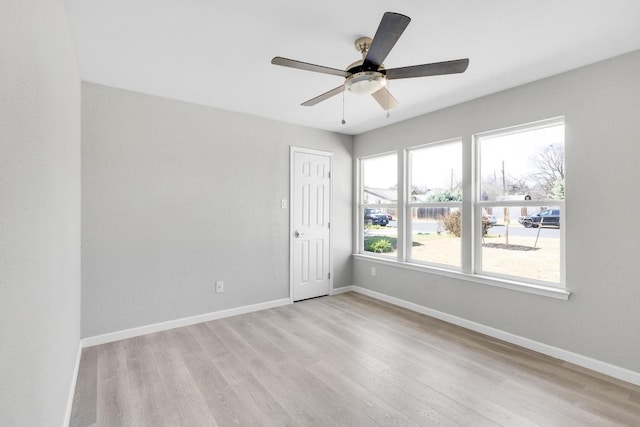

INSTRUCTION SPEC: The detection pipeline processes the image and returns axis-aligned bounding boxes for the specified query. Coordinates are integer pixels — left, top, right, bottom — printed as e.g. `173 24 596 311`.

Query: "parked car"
364 208 389 226
518 209 560 228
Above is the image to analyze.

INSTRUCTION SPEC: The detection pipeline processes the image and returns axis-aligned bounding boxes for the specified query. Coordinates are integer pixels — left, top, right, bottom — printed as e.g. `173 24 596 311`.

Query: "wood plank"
70 293 640 426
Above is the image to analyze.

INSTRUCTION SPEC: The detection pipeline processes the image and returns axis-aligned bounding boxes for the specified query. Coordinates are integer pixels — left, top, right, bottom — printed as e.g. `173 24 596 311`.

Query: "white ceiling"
66 0 640 135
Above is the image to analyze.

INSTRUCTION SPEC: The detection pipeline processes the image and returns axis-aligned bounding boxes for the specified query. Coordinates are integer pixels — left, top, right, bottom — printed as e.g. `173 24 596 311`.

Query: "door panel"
292 150 331 301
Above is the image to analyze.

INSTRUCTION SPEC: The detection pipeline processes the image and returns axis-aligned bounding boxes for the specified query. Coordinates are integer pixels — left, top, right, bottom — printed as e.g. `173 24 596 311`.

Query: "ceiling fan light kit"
345 71 386 95
271 12 469 112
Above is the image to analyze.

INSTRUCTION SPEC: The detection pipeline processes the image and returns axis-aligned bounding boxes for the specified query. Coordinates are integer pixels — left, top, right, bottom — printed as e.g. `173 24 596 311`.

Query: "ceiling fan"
271 12 469 111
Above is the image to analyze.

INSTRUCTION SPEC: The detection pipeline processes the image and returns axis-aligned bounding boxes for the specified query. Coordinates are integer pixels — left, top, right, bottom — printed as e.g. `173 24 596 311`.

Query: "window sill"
352 254 571 300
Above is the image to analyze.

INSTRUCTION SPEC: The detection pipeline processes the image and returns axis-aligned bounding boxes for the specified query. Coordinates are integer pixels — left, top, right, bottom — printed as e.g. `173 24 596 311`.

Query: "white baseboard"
347 286 640 387
63 341 83 427
81 298 291 348
330 286 354 296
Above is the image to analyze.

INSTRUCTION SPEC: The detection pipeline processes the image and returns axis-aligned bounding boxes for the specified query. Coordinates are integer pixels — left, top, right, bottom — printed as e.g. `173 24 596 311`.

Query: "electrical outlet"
215 281 224 293
371 266 376 276
281 199 288 209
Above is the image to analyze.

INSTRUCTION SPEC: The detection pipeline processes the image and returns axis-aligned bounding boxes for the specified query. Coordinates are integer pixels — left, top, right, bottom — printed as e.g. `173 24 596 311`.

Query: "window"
356 118 566 292
359 153 397 257
407 139 462 268
476 121 565 285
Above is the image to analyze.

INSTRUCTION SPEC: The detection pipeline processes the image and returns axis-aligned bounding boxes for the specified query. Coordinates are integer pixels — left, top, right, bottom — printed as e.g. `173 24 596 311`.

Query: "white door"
291 148 332 301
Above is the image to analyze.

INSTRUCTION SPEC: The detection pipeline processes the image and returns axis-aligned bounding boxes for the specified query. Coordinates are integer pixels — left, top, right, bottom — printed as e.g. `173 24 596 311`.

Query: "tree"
426 190 462 202
505 173 531 195
530 144 564 197
411 185 429 195
480 172 530 200
549 179 565 199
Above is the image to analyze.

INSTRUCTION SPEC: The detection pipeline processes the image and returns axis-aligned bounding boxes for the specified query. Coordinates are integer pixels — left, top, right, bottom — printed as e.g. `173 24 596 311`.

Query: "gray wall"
0 1 81 426
353 50 640 373
81 83 353 337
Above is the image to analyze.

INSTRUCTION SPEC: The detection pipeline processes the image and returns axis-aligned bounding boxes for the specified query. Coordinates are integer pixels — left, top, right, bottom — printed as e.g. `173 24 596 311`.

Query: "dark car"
364 208 389 226
518 209 560 228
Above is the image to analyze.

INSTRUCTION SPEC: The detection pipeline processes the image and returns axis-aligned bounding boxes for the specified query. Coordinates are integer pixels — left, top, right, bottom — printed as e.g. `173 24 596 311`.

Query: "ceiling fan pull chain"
341 88 346 125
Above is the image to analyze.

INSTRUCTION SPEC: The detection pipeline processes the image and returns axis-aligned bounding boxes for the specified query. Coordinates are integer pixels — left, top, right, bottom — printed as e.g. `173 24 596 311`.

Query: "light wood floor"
70 292 640 426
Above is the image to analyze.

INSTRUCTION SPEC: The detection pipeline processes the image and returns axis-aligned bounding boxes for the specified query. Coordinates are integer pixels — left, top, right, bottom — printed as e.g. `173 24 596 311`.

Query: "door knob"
294 230 303 238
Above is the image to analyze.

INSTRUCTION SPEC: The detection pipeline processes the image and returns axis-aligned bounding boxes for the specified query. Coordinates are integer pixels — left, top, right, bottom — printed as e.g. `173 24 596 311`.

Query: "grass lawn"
364 227 560 284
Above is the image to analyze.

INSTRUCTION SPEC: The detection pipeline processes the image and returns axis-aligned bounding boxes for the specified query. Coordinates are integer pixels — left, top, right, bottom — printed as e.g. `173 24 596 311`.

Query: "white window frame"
353 117 569 300
406 138 463 270
357 152 399 260
473 118 566 287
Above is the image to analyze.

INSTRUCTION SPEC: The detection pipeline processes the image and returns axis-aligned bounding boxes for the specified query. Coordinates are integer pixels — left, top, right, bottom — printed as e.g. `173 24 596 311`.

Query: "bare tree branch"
530 144 564 195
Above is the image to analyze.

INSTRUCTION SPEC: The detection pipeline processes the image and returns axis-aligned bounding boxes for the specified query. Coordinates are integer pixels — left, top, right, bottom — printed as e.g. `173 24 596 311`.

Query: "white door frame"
289 146 334 303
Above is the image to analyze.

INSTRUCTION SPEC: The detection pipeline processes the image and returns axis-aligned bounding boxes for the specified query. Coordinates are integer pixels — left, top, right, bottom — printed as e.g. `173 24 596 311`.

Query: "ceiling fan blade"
301 85 345 106
385 58 470 80
271 57 351 78
371 87 399 110
362 12 411 71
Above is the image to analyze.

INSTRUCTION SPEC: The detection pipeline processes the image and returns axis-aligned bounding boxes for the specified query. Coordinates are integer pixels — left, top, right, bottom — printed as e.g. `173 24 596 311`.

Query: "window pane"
363 208 397 256
362 153 397 204
410 207 461 268
479 124 564 202
410 141 462 202
481 205 561 284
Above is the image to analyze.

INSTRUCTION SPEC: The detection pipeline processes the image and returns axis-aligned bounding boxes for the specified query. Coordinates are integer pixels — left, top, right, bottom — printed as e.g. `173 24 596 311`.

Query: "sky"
480 123 564 183
362 123 564 191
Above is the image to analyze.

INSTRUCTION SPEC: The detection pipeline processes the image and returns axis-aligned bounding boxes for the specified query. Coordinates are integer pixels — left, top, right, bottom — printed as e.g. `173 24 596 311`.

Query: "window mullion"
462 134 474 274
397 149 406 262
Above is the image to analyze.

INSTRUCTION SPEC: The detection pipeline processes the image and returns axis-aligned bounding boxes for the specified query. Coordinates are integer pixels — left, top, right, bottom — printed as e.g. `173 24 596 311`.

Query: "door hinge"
328 221 331 229
328 171 331 178
328 272 331 279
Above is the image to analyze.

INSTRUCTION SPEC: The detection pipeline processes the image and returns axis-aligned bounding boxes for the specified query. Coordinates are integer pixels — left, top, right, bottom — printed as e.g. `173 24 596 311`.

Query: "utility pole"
502 161 507 196
450 168 454 192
